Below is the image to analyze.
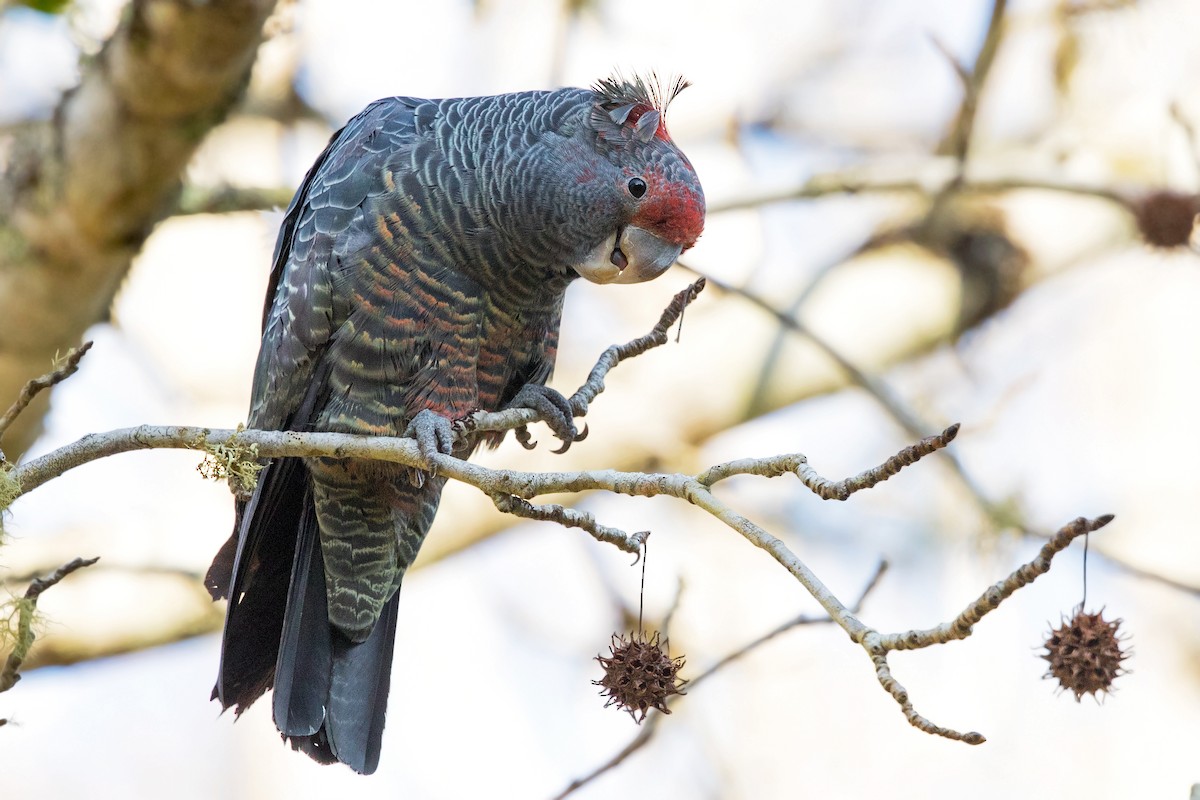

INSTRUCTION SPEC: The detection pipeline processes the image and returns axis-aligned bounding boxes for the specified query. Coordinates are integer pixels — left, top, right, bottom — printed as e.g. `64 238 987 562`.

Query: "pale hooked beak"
570 225 683 285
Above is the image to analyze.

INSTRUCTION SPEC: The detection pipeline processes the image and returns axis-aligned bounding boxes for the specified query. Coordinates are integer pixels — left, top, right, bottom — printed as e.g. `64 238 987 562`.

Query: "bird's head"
567 74 706 285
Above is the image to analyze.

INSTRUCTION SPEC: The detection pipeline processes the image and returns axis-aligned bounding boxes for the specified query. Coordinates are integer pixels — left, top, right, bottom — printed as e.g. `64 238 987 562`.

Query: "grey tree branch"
0 280 1110 753
0 410 1088 747
0 0 279 458
0 402 1085 746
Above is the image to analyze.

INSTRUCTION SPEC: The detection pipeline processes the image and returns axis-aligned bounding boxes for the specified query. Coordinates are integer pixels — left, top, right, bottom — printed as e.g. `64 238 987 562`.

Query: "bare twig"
569 278 706 417
0 341 92 447
877 515 1115 652
491 493 648 557
793 424 960 499
696 425 959 498
869 650 985 744
1 556 99 693
1 562 203 589
469 278 706 436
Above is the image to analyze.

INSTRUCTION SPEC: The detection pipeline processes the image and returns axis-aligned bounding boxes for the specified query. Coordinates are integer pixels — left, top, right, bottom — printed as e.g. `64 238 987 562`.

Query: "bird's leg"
507 384 588 454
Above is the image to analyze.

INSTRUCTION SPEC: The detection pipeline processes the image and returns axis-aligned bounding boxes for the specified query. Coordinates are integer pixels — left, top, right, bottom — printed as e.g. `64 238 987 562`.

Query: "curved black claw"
508 384 584 453
515 425 537 450
404 409 457 465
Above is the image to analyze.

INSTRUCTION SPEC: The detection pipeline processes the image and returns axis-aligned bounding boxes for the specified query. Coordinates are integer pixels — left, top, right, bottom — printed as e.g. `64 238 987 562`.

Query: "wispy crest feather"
589 72 691 147
592 71 691 115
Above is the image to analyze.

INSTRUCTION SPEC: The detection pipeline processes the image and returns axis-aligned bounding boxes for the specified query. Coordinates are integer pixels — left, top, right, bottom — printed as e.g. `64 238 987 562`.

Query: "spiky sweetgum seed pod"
594 631 687 722
1041 608 1129 701
1130 191 1200 248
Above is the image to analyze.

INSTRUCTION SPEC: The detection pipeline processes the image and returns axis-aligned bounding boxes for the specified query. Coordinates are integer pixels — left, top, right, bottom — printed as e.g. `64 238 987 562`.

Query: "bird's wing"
249 98 423 432
206 98 425 600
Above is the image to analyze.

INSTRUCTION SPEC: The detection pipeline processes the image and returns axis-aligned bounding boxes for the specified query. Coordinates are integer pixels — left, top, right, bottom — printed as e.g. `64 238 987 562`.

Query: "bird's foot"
404 409 458 467
508 385 588 454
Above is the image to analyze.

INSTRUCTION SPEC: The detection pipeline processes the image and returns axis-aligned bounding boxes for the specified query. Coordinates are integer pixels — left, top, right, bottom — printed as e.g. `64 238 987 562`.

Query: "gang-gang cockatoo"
205 74 705 774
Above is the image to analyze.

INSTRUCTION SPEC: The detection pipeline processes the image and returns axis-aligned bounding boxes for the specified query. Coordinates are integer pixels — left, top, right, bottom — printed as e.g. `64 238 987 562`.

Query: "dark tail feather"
273 495 331 736
212 457 307 712
269 477 400 775
211 454 401 774
288 726 339 765
280 597 398 772
278 556 400 774
323 590 399 773
205 526 239 601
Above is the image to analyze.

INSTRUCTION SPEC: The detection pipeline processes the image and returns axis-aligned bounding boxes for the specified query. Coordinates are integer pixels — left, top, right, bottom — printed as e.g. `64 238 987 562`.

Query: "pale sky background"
2 0 1199 798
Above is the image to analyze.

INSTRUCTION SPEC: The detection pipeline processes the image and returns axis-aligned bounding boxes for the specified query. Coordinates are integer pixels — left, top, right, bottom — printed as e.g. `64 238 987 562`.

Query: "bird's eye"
627 177 648 199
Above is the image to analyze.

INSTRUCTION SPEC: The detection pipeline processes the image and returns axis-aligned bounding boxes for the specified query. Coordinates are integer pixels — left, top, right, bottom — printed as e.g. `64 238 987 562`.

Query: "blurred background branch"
0 0 278 457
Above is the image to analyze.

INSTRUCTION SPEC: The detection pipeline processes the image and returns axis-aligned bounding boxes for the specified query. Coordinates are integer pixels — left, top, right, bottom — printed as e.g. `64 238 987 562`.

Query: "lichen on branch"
194 425 263 498
1 556 99 694
0 463 18 519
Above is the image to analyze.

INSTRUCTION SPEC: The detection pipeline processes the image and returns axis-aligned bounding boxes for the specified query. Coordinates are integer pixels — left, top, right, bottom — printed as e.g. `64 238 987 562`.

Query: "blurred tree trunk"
0 0 277 458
